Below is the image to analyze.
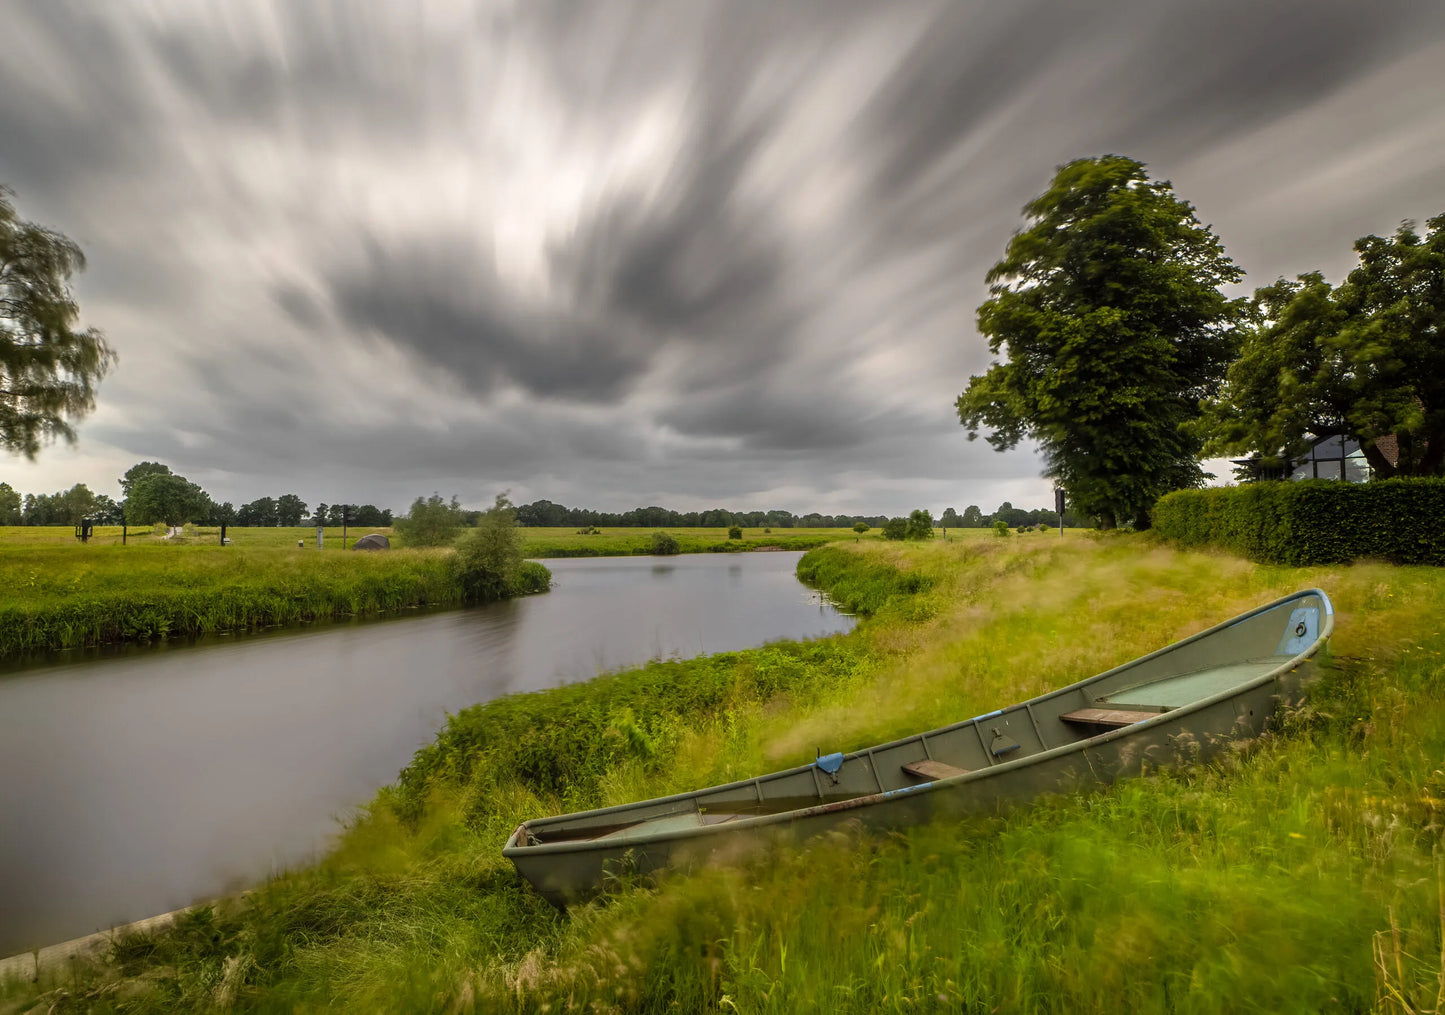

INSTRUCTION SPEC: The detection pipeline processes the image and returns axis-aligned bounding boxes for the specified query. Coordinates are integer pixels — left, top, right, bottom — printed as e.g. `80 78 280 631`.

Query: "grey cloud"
327 239 651 402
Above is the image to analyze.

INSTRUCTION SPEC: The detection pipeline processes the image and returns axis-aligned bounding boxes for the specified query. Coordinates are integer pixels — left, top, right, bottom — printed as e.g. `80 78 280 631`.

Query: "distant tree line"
937 502 1085 529
510 499 1079 531
0 462 391 528
513 500 891 529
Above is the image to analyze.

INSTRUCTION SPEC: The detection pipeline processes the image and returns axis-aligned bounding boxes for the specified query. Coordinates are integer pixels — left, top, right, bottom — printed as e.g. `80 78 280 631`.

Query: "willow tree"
1 188 115 458
957 156 1243 528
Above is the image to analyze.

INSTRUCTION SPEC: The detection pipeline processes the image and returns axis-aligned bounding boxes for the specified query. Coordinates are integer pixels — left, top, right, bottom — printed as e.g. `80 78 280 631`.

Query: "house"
1232 432 1378 483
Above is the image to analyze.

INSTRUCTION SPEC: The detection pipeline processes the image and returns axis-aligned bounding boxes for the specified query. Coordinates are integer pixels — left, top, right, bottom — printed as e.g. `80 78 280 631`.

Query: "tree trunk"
1362 440 1397 479
1420 431 1445 476
1098 510 1117 530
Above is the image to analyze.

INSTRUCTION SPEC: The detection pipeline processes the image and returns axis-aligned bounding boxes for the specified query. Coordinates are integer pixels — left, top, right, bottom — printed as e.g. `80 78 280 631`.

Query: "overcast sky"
3 1 1443 517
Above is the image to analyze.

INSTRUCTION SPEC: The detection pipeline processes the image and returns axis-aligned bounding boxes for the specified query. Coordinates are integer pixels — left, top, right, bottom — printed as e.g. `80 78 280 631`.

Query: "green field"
5 534 1442 1012
0 525 551 661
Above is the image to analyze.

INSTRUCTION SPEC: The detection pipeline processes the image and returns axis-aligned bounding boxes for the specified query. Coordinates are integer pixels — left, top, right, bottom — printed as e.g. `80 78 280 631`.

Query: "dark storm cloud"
326 239 651 402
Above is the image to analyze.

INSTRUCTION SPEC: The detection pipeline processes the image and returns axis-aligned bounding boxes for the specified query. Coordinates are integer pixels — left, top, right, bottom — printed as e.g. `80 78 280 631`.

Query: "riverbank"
5 536 1443 1012
0 531 550 661
0 524 874 660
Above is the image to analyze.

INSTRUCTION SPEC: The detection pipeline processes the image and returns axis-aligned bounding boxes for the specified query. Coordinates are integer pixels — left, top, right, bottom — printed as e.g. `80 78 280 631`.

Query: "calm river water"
0 551 852 955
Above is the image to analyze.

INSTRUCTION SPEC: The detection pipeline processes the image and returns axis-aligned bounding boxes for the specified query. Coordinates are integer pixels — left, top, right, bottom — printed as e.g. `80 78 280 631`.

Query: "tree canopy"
1203 214 1445 477
1 188 115 458
956 155 1243 528
127 471 211 527
396 493 464 547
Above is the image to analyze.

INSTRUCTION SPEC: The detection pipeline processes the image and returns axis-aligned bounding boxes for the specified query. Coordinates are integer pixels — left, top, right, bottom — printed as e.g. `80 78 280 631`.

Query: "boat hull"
505 589 1333 907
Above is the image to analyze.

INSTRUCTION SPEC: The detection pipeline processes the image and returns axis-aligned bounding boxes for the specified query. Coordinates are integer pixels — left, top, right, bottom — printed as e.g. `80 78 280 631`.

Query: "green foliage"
0 187 116 458
451 494 526 600
881 517 907 540
957 155 1243 529
119 461 171 498
1203 214 1445 477
852 521 869 534
904 508 933 540
1153 478 1445 565
794 545 934 617
18 482 97 525
728 526 743 540
396 638 876 825
993 518 1011 537
126 471 211 527
648 530 680 555
0 481 19 524
395 493 464 547
275 493 308 527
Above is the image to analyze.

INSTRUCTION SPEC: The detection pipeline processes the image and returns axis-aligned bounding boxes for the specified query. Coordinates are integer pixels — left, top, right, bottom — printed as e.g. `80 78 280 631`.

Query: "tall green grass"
5 536 1444 1013
0 541 548 661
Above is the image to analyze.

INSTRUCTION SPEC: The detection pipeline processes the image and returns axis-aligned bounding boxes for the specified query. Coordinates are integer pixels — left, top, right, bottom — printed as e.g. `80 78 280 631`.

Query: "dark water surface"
0 552 851 954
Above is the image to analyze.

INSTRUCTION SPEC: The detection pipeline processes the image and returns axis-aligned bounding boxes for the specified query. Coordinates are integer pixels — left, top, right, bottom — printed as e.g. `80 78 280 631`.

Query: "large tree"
275 493 308 527
0 481 20 524
957 156 1243 528
1 188 115 458
126 472 211 528
1204 214 1445 477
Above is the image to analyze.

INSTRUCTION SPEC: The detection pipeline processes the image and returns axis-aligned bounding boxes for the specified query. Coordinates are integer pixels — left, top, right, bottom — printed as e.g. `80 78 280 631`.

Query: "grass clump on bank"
6 536 1445 1013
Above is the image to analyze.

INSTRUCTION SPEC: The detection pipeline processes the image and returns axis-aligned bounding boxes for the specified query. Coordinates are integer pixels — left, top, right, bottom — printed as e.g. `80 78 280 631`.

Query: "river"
0 551 852 955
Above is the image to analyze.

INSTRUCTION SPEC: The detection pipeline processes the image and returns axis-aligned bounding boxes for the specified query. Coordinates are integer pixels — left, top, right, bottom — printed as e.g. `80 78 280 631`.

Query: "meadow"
0 524 548 661
3 532 1441 1012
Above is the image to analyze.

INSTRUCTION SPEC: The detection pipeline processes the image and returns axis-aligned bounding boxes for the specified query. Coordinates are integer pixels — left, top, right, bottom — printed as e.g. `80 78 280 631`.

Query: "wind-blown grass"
5 535 1444 1013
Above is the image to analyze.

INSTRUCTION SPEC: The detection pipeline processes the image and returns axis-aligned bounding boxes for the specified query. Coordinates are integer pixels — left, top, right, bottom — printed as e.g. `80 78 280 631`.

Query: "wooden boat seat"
1059 707 1151 729
901 759 969 781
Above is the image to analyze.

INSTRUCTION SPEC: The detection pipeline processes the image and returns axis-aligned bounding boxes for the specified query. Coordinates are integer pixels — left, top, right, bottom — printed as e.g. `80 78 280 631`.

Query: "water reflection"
0 551 850 954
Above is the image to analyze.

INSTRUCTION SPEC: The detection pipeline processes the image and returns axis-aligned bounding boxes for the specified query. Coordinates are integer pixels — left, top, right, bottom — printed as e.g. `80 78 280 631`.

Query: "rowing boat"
504 588 1333 907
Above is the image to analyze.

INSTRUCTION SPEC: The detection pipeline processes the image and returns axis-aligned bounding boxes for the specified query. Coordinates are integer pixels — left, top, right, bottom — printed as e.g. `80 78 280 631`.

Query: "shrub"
904 509 933 540
728 526 743 540
1153 478 1445 565
451 494 531 599
852 521 870 534
881 517 907 540
648 531 680 555
395 493 463 547
993 519 1011 537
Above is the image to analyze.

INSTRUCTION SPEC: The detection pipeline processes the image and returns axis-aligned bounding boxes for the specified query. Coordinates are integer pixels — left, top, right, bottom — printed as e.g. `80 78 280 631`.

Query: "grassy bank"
0 527 549 661
518 526 869 557
5 536 1444 1012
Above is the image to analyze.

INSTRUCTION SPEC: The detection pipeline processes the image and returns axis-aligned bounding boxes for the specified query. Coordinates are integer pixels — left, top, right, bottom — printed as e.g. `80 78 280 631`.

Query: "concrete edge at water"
0 904 202 982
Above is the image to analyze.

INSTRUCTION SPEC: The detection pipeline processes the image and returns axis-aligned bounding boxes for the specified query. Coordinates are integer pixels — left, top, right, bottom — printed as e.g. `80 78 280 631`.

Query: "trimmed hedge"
1153 478 1445 565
